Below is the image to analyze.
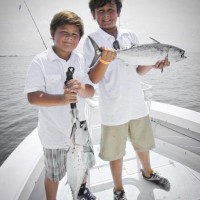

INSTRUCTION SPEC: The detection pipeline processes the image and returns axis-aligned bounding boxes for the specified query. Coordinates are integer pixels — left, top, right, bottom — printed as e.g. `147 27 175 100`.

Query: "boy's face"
93 2 119 31
52 24 80 55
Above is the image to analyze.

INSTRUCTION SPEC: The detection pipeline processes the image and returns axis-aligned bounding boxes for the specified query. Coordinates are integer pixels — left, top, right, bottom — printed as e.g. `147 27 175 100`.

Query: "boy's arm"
78 84 94 98
89 47 116 84
27 90 77 106
89 60 109 84
137 58 170 75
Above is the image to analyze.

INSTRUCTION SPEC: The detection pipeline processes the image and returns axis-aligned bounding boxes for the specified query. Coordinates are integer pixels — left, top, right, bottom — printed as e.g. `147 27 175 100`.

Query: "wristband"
99 57 110 65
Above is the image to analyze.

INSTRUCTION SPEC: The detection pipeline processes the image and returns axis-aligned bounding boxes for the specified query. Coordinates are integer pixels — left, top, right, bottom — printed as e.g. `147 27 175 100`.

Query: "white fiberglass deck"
57 136 200 200
1 102 200 200
88 141 200 200
80 93 200 200
57 99 200 200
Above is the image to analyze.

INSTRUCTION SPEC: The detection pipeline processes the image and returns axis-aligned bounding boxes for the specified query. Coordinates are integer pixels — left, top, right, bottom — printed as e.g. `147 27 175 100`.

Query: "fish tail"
88 36 101 68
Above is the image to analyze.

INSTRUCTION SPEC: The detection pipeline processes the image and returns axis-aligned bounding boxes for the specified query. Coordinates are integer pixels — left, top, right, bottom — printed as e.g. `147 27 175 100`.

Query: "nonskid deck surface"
57 141 200 200
91 142 200 200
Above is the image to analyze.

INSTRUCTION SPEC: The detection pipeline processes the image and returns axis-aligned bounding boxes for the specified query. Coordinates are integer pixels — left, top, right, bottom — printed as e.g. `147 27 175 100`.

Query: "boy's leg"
110 158 123 191
137 151 152 176
45 177 59 200
99 123 128 199
129 116 170 190
43 148 67 200
129 115 155 176
138 150 170 191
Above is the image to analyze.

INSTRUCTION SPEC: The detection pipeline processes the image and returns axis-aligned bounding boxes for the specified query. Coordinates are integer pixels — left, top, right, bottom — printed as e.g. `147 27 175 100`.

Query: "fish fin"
150 37 161 43
88 36 101 68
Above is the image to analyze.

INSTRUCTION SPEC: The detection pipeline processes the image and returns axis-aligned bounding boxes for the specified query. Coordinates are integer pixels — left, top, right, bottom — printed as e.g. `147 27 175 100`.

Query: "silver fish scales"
67 111 95 199
88 36 186 67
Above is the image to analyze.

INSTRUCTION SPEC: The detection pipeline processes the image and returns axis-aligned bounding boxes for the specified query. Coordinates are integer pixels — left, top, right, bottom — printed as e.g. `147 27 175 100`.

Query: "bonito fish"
88 36 186 67
65 67 95 200
67 117 95 200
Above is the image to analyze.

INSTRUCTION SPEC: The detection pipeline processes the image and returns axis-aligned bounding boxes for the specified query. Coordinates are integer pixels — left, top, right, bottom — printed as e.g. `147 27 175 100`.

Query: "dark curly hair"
89 0 123 14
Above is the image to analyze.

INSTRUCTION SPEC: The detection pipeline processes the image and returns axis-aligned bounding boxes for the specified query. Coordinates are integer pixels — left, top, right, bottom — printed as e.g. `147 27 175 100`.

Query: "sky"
0 0 200 56
120 0 200 53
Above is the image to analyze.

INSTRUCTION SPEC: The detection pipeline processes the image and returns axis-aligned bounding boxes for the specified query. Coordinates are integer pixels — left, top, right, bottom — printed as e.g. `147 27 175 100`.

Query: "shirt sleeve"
24 56 46 93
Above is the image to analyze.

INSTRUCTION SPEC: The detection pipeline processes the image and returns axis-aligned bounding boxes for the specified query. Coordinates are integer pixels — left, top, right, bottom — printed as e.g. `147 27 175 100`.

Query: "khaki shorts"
99 115 155 161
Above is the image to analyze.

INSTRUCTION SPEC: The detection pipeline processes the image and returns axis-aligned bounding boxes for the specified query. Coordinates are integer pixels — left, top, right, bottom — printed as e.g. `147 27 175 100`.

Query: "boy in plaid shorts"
25 10 97 200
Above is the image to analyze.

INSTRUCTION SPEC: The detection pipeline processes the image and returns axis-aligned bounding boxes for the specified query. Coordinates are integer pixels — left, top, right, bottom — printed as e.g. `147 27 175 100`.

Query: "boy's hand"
100 47 117 63
62 88 77 105
152 57 170 71
65 79 81 94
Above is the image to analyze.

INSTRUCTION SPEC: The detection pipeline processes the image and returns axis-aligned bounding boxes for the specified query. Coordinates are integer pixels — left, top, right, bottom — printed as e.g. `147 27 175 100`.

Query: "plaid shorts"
43 148 68 182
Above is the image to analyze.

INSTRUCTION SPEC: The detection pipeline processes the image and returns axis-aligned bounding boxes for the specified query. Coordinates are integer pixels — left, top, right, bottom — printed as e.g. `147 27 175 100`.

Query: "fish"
65 67 96 199
67 118 95 199
88 36 187 68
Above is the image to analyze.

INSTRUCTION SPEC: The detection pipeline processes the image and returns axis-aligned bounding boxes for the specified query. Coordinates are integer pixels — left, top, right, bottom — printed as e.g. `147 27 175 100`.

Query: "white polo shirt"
83 28 148 126
24 48 91 149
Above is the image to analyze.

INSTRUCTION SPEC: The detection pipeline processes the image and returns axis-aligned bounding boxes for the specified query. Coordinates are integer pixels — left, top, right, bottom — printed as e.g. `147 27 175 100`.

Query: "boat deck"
56 99 200 200
57 139 200 200
90 141 200 200
1 102 200 200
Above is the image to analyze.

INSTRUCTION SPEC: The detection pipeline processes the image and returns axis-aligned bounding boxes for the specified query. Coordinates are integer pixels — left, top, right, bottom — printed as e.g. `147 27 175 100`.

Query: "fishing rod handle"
65 67 76 109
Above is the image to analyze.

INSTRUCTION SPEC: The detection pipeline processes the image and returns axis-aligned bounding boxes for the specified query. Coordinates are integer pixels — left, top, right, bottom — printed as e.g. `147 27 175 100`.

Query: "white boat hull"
1 84 200 200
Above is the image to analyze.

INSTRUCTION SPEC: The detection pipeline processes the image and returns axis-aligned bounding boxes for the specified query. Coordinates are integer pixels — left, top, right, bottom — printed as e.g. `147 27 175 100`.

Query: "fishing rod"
23 0 47 50
65 67 76 109
152 119 200 143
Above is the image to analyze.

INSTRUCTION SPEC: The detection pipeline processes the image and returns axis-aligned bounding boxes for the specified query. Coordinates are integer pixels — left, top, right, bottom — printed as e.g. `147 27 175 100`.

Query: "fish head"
168 46 187 62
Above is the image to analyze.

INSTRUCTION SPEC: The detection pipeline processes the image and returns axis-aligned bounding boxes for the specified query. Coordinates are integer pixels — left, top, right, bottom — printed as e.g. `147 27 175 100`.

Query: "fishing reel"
65 67 75 84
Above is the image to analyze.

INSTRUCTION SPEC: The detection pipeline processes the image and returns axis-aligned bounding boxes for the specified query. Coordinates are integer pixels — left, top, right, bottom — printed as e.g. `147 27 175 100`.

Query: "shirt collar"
47 47 75 63
97 28 113 40
97 27 124 41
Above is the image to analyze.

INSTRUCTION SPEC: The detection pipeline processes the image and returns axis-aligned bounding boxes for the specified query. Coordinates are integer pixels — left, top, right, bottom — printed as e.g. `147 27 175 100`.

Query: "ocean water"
0 52 199 166
140 52 200 112
0 0 200 166
0 56 38 166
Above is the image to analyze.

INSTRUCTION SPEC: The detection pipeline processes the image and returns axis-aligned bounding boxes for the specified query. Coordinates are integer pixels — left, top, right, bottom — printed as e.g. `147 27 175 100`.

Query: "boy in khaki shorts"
83 0 171 199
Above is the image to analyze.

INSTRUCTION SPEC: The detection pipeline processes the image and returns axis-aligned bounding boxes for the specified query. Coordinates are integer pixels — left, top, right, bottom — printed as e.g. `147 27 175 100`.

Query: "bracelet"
99 57 110 65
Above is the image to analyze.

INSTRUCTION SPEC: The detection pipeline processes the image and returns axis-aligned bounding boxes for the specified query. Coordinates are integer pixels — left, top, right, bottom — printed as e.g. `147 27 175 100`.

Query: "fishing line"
152 119 200 143
23 0 47 50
